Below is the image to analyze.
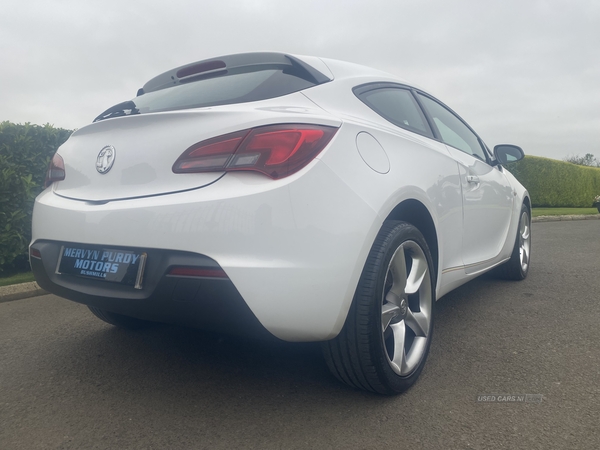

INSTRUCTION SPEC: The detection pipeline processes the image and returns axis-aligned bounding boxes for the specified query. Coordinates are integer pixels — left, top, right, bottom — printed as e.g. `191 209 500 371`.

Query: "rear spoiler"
139 52 332 95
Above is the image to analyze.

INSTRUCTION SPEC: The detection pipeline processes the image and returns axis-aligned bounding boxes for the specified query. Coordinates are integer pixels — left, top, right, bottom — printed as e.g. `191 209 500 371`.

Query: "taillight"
45 153 65 188
173 124 338 179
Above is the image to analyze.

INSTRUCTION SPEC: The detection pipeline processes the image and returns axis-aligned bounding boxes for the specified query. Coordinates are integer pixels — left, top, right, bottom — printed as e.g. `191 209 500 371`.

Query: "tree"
563 153 600 168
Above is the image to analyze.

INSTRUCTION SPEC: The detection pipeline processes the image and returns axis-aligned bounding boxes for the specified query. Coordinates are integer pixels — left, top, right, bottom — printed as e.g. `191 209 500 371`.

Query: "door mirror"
493 144 524 165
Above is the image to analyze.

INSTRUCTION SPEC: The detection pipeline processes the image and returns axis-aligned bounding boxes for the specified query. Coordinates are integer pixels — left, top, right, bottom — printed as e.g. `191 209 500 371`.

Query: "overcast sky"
1 0 598 161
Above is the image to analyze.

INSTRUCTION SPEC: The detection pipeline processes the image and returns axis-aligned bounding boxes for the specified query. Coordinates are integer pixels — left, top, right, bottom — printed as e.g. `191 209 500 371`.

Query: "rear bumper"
30 240 274 339
32 162 379 341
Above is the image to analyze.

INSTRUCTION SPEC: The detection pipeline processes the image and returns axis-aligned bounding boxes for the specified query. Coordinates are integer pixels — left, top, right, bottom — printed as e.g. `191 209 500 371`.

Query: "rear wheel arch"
384 199 439 285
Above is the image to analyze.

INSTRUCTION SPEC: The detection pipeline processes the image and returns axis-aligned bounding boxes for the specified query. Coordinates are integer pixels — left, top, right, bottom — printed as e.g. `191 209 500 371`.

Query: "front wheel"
496 204 531 280
323 221 435 395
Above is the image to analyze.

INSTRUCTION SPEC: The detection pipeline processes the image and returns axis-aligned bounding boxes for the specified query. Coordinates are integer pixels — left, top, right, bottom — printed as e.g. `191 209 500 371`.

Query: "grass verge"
532 207 599 217
0 271 35 287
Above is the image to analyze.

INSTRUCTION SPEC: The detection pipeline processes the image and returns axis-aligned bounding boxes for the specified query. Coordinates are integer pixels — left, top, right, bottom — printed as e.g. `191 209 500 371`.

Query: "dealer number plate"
57 245 147 289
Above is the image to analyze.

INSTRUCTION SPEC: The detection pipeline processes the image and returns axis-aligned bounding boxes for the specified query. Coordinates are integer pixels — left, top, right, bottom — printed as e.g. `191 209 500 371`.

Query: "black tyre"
323 221 435 395
88 306 153 330
495 204 531 281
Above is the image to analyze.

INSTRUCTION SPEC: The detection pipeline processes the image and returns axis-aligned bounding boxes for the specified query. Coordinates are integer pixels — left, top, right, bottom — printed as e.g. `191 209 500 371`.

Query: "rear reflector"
173 124 338 179
30 248 42 259
45 153 65 188
168 266 228 278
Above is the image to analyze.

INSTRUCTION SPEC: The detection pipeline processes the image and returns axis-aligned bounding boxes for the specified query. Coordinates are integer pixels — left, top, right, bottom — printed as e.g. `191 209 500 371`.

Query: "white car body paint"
31 54 529 341
356 132 390 174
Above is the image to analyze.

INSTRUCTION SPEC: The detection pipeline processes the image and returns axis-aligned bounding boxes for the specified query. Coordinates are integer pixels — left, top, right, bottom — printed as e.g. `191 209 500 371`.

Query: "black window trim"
354 82 495 165
354 81 495 165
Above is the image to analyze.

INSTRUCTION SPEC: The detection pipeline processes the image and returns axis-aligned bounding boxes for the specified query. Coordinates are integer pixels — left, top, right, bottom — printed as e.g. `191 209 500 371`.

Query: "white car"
31 52 531 394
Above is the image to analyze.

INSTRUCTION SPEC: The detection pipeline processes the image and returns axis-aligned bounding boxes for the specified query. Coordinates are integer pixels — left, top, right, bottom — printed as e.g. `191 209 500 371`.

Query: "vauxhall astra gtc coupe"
31 52 531 395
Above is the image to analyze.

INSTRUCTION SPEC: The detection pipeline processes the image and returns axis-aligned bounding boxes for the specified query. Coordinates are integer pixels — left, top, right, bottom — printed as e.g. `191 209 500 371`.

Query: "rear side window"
356 87 433 137
133 68 316 114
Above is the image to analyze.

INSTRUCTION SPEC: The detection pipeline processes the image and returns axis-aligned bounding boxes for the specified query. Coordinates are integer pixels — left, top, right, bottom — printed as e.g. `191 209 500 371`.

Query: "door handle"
466 175 479 184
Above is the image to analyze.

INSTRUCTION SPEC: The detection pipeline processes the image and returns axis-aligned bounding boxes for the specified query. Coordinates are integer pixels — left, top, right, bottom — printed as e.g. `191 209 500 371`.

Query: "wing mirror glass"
493 144 524 165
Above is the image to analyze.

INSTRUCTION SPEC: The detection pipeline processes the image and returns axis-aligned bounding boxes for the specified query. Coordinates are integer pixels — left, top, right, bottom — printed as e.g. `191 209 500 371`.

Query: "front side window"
357 87 433 137
417 94 487 161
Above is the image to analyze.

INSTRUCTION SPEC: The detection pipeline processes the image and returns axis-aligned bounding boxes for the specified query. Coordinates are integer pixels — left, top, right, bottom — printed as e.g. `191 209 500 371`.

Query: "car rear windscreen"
132 67 318 115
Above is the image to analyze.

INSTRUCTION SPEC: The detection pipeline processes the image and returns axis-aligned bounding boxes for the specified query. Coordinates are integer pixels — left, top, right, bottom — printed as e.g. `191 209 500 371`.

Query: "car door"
416 93 514 273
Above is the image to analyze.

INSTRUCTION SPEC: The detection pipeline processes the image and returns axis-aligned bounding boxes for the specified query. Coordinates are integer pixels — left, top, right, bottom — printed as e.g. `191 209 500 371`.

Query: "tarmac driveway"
1 220 599 449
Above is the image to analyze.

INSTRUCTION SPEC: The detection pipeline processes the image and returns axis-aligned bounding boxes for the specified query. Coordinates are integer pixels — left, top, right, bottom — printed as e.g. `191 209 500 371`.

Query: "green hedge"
506 155 600 207
0 122 71 272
